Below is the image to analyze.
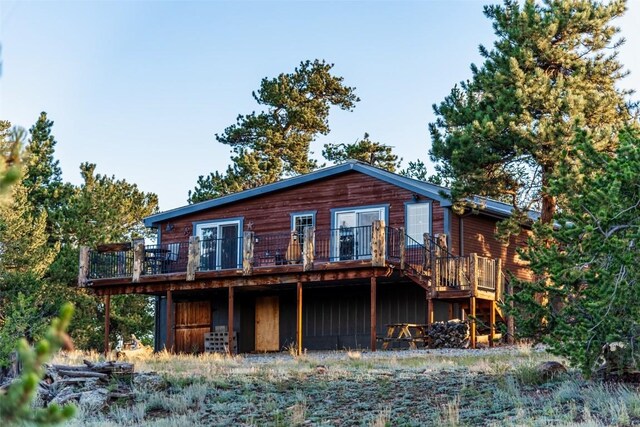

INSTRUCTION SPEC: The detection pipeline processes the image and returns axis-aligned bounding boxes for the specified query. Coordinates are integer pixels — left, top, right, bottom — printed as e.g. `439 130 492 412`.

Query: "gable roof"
143 160 533 227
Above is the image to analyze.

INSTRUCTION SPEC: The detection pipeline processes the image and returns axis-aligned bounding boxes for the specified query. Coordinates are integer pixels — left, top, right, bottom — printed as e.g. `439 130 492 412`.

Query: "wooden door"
255 296 279 351
175 301 211 353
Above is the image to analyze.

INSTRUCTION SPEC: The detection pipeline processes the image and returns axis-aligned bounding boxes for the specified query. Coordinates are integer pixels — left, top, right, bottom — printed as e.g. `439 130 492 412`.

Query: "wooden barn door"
175 301 211 353
255 296 279 351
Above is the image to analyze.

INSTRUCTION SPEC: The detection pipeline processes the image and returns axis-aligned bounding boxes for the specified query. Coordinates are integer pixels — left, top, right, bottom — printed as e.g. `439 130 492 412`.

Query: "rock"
536 361 567 380
315 365 328 375
79 388 109 409
134 372 166 390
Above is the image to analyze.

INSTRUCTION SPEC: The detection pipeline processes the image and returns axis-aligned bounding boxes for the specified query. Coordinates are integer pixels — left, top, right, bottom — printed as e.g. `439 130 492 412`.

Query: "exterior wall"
154 281 457 352
158 171 445 245
460 214 532 281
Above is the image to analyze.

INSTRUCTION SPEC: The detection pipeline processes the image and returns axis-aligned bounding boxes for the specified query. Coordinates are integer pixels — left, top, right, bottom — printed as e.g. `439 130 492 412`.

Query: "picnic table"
378 323 429 350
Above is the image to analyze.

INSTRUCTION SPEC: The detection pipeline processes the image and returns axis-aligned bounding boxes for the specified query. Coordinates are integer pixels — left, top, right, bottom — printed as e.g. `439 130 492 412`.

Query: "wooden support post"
448 303 454 320
166 290 173 353
489 300 496 347
423 232 431 273
132 238 145 282
186 236 200 281
104 295 110 357
370 276 377 351
427 297 434 325
470 296 477 349
296 281 303 356
495 258 503 301
303 227 315 271
507 280 515 345
371 220 386 266
242 231 254 276
398 226 406 270
469 253 479 295
78 246 90 286
228 286 234 355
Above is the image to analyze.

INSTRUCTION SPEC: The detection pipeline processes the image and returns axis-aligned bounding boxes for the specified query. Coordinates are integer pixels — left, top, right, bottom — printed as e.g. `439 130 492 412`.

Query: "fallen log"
56 370 108 379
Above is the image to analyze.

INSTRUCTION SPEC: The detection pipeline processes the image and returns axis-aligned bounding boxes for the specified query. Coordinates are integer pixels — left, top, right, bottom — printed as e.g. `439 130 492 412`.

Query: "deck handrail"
84 224 498 294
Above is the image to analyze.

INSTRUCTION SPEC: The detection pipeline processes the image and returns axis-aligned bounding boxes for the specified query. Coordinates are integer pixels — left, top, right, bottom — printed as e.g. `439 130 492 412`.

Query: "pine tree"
189 59 359 203
23 112 73 242
0 303 76 425
0 121 22 204
513 128 640 376
429 0 631 228
0 182 58 277
322 133 401 172
24 112 63 210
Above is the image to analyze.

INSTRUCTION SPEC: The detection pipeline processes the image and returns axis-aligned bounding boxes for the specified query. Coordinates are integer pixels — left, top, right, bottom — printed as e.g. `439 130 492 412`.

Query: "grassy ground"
52 345 640 426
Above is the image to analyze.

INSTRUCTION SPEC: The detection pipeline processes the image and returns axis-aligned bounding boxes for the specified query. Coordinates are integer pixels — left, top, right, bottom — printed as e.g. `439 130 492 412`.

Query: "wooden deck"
80 221 506 354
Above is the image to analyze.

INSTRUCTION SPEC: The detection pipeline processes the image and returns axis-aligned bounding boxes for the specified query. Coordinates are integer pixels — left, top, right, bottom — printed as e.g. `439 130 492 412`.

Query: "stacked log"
36 360 135 408
427 319 469 349
1 359 165 410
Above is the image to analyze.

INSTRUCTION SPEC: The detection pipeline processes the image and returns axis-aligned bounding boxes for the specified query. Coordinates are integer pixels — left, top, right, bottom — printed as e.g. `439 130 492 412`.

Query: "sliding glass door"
196 220 241 270
333 207 385 261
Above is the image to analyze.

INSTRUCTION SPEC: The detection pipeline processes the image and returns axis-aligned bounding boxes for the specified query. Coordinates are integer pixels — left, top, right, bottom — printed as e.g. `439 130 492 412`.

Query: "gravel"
240 344 546 365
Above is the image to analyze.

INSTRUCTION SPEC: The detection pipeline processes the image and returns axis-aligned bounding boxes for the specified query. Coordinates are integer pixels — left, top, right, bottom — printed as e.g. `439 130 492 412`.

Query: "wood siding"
460 215 532 281
159 171 446 244
174 301 211 353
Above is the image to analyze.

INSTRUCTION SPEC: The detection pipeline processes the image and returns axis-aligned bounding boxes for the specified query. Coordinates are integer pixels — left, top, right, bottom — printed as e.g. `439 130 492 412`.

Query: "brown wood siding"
174 301 211 353
159 171 446 243
450 214 461 255
461 215 532 281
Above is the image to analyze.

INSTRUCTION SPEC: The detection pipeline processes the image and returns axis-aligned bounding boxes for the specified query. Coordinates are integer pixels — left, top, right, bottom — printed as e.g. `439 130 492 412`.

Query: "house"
78 160 532 354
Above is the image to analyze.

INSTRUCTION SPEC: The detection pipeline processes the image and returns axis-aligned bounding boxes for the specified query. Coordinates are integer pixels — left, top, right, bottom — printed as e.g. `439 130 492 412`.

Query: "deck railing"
144 242 189 274
253 231 303 266
198 236 244 271
81 222 500 295
88 249 133 279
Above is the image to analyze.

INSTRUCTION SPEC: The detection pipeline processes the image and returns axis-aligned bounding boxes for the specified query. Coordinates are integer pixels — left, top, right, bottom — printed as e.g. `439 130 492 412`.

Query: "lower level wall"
154 281 456 353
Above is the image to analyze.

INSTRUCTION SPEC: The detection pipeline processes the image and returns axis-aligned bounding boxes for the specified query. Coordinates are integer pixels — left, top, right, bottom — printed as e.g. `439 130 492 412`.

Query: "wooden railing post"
186 236 200 281
469 253 479 296
398 226 406 270
242 231 254 276
371 220 386 267
78 246 90 286
423 233 431 273
495 258 503 300
132 238 145 283
303 226 315 271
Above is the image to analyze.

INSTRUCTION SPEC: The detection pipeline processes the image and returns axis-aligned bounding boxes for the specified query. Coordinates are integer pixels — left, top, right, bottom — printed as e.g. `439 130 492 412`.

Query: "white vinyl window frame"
194 218 243 270
330 205 387 261
405 202 431 246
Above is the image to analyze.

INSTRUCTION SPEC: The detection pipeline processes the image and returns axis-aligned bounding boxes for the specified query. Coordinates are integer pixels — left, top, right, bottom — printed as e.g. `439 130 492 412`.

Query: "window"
292 212 315 237
406 203 430 244
194 219 242 270
331 205 386 261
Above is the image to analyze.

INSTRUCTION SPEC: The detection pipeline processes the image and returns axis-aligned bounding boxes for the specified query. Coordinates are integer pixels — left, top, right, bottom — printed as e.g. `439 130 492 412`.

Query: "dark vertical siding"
154 296 167 352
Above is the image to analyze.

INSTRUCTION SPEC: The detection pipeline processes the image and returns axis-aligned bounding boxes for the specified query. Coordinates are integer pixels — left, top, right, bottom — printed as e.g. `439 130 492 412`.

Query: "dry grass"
51 346 640 426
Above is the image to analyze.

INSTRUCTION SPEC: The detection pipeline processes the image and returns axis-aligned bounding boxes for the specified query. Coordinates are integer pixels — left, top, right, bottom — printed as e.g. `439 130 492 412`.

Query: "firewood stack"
427 319 470 348
33 360 139 408
0 359 167 410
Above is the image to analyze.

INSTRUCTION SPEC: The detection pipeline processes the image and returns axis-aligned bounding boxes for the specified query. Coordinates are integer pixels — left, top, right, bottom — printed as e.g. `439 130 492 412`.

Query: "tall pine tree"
189 59 359 203
429 0 631 227
322 133 402 172
513 128 640 376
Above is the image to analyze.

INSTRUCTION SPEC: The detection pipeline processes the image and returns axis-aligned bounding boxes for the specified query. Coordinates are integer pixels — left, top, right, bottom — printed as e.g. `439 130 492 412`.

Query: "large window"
332 206 386 261
194 219 242 270
406 203 430 244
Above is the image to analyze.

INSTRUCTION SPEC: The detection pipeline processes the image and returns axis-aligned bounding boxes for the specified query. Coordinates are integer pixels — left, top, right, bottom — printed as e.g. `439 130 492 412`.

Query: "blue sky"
2 1 639 211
